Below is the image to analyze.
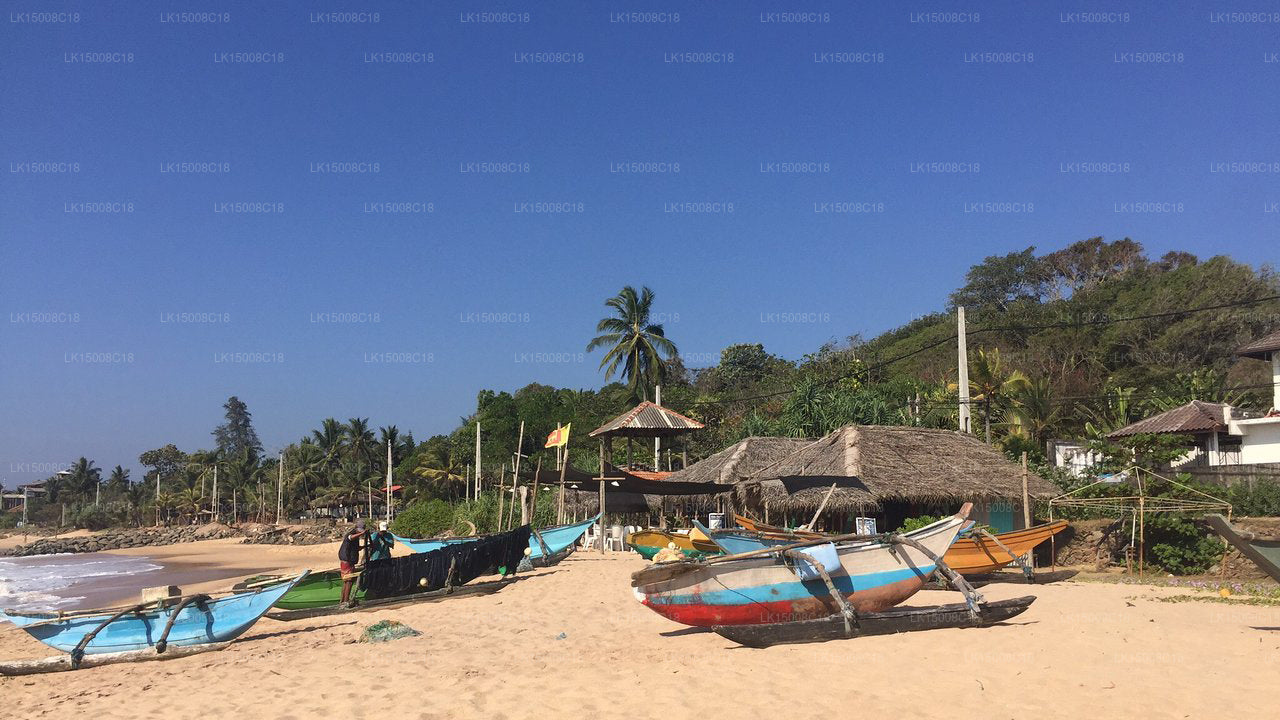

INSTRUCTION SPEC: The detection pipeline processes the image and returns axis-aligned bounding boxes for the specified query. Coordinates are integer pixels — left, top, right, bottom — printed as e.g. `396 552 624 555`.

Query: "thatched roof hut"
735 425 1060 531
664 436 814 485
643 436 813 517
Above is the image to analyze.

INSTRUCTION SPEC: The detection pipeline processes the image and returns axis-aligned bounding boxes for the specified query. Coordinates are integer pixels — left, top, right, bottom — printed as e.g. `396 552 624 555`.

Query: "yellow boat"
626 528 721 559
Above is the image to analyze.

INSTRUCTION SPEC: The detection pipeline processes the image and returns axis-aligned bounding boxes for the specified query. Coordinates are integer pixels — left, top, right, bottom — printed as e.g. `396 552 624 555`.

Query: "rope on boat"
970 528 1035 581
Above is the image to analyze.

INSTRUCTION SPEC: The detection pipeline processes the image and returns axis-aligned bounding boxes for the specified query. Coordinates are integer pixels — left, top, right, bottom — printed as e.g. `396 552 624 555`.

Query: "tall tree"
964 348 1030 443
213 396 263 461
139 444 188 491
64 457 102 504
585 285 678 401
310 418 347 468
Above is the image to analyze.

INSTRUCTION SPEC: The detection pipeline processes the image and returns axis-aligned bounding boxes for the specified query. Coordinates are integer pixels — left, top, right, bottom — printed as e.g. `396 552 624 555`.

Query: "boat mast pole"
277 452 284 525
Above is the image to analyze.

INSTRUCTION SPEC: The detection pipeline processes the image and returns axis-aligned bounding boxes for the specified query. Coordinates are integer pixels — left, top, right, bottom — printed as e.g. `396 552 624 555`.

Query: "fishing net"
358 526 532 599
359 620 421 643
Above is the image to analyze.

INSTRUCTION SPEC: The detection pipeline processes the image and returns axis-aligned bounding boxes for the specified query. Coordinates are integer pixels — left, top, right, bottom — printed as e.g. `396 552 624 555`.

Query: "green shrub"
73 506 114 531
390 499 454 537
1145 516 1225 575
900 514 943 532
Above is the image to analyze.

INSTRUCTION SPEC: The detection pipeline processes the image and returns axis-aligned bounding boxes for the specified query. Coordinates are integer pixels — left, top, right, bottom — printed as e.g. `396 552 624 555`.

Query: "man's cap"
355 519 366 530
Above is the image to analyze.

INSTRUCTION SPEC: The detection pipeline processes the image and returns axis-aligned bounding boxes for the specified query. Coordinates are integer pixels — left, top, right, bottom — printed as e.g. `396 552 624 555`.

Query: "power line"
688 293 1280 408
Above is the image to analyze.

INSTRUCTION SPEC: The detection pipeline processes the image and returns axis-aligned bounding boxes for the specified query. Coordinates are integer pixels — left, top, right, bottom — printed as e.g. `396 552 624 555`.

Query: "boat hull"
3 574 304 655
726 517 1068 576
713 595 1037 647
395 514 600 560
1207 514 1280 583
632 513 967 627
626 529 720 560
945 521 1068 574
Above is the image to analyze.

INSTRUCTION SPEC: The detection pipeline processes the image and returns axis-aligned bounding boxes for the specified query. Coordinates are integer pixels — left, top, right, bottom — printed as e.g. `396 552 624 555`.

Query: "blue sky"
2 1 1277 488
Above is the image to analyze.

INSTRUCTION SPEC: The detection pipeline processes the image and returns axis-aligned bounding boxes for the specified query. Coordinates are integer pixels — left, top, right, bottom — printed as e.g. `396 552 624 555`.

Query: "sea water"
0 553 162 615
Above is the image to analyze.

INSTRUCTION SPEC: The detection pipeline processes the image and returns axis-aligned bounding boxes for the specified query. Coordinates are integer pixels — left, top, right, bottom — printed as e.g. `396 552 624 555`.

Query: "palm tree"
1083 385 1139 440
1007 377 1060 449
311 418 347 468
412 445 466 500
585 285 678 402
106 465 130 503
65 457 102 506
964 348 1030 443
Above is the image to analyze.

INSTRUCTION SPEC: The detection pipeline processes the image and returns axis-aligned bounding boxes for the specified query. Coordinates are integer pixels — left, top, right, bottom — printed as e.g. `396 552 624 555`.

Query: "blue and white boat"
2 572 307 656
395 515 600 563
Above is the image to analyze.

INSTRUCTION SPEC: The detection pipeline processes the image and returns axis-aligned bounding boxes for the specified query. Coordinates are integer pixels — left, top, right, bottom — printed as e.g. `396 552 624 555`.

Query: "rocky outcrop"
0 523 243 557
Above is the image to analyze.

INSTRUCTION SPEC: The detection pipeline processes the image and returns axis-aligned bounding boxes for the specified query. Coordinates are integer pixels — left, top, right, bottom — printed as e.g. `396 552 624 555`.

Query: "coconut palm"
106 465 130 503
346 417 375 467
964 348 1031 443
585 285 678 402
1007 377 1060 448
64 457 102 506
311 418 347 468
412 445 467 501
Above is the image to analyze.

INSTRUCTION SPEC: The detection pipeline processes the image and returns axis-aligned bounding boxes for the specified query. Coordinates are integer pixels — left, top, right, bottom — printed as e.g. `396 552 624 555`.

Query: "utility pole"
475 421 482 498
155 470 161 527
212 465 218 523
957 306 971 434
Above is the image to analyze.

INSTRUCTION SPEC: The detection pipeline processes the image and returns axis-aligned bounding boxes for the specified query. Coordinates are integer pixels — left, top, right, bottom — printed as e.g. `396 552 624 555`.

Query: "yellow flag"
544 424 571 448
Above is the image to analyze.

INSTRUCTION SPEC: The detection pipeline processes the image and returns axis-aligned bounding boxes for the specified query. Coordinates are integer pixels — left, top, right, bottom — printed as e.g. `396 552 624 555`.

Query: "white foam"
0 554 162 614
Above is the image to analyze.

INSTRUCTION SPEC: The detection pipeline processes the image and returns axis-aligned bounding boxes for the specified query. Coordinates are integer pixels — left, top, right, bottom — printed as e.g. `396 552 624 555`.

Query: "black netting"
358 526 532 599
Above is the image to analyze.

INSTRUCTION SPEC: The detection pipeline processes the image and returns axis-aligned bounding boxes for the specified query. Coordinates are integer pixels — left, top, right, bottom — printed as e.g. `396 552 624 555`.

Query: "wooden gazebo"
586 398 704 549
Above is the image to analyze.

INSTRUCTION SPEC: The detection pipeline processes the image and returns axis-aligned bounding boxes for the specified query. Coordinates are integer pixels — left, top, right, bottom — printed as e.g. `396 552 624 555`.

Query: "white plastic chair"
605 524 625 551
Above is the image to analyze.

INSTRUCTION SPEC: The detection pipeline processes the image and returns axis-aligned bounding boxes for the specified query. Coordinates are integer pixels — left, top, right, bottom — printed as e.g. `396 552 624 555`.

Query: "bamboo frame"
1047 466 1231 577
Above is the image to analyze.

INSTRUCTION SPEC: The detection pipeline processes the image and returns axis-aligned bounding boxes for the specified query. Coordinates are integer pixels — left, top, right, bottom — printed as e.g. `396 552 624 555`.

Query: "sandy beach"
2 542 1278 720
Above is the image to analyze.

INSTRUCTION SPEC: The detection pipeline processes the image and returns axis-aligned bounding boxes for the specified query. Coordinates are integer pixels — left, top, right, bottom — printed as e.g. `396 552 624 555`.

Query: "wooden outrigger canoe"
631 506 971 627
1207 514 1280 583
945 520 1068 575
713 595 1037 647
732 513 1068 576
626 528 721 560
1 572 307 673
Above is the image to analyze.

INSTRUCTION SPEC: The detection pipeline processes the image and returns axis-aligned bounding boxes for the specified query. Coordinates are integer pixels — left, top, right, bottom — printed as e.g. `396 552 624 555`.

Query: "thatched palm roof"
735 425 1059 513
664 436 814 486
588 401 704 438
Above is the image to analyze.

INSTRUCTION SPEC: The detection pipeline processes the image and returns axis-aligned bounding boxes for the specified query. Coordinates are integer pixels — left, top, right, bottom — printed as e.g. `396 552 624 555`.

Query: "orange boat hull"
943 520 1069 574
733 514 1068 575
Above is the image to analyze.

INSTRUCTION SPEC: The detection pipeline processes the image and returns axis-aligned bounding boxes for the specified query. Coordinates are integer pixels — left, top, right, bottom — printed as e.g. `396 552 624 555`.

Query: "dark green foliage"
390 499 456 537
1145 516 1225 575
213 396 263 461
1224 481 1280 517
73 506 114 531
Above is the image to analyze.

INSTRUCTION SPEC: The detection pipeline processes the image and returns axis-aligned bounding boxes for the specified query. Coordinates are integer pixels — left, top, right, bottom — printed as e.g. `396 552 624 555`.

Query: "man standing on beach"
339 518 368 606
369 521 395 562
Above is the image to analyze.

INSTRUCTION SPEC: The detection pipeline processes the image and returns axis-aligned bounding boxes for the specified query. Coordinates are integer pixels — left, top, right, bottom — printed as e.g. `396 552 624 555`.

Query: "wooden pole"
211 466 218 524
385 439 393 525
1021 451 1032 529
598 438 607 554
803 483 839 531
277 452 284 525
496 463 506 532
557 445 569 524
519 486 529 526
232 488 237 524
508 458 524 529
654 386 662 469
475 421 482 498
1138 494 1146 578
529 460 541 526
957 306 971 434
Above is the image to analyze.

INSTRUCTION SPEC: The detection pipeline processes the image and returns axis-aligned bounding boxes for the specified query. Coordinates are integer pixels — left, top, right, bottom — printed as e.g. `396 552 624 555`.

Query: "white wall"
1240 421 1280 464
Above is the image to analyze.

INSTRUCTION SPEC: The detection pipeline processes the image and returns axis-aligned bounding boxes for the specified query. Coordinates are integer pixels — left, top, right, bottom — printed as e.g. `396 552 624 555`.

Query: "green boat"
236 570 358 610
625 528 721 560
